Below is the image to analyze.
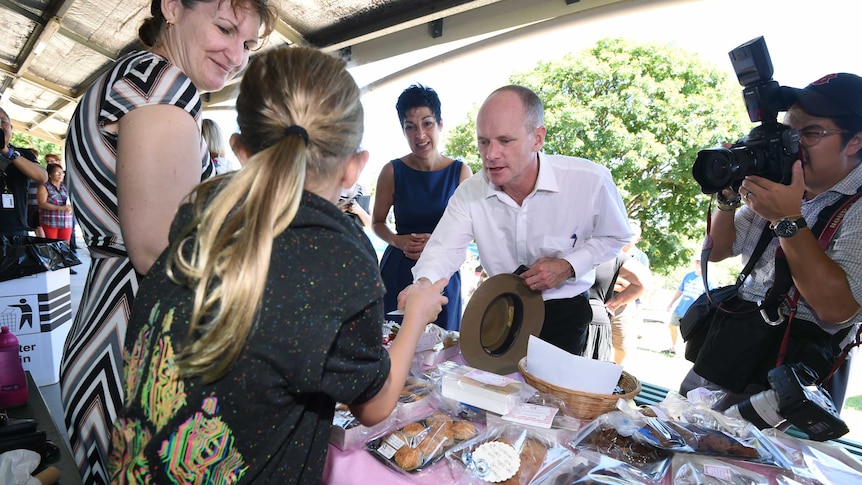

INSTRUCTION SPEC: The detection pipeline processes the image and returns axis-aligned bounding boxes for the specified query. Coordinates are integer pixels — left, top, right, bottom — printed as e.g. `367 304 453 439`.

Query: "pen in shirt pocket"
571 233 578 247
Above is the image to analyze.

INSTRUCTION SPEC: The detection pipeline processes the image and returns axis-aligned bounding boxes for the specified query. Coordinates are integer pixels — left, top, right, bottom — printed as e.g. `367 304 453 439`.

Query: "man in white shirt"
402 85 632 355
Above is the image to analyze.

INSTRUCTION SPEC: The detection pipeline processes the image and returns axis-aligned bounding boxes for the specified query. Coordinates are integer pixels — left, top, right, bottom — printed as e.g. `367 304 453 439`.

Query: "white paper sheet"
526 335 623 394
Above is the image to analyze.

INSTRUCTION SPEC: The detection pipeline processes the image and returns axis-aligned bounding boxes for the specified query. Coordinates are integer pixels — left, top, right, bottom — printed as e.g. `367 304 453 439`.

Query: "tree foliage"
445 38 750 274
10 133 61 166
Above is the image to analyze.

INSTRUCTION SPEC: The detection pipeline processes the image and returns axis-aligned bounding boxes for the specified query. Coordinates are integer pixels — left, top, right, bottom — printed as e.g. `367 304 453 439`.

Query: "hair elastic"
284 125 309 146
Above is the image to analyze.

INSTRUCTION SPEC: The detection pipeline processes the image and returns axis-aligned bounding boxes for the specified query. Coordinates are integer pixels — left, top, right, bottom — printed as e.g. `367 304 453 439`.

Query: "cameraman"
681 73 862 412
1 108 49 237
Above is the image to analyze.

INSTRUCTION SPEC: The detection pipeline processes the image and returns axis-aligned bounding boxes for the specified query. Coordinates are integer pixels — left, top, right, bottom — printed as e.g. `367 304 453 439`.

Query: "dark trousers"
539 292 592 355
69 215 78 251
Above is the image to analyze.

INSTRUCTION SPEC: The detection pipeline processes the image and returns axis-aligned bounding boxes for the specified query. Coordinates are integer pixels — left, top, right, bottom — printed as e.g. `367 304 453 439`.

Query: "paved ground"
40 230 862 450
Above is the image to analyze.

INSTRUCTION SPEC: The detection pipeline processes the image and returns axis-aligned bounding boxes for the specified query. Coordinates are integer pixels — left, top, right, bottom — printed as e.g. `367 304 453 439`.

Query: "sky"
207 0 861 189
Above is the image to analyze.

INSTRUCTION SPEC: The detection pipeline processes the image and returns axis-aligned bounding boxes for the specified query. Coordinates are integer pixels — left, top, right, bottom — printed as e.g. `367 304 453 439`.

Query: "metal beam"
16 19 62 75
273 18 307 47
322 0 505 53
0 0 43 23
58 26 120 62
3 0 82 140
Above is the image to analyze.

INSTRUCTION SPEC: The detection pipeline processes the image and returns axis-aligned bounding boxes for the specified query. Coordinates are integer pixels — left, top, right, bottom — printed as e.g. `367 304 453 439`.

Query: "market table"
323 443 456 484
321 367 862 484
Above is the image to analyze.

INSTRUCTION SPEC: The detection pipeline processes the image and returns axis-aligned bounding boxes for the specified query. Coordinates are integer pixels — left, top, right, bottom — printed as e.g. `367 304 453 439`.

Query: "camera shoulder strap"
772 185 862 369
699 211 774 313
766 185 862 316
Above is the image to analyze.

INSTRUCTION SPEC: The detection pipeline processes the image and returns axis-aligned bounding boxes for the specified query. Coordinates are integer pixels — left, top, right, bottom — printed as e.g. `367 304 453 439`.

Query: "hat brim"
781 86 855 118
460 273 545 375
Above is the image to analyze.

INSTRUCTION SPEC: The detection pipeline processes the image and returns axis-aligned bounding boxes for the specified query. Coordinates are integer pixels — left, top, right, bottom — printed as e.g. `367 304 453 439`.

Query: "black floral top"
109 189 389 484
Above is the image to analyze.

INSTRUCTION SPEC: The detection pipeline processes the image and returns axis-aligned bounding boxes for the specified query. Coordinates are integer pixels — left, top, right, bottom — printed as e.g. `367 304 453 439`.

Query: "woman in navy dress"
373 84 472 331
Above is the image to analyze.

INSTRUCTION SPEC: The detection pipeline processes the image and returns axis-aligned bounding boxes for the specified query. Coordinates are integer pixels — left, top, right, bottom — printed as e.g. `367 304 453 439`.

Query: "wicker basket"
518 357 641 421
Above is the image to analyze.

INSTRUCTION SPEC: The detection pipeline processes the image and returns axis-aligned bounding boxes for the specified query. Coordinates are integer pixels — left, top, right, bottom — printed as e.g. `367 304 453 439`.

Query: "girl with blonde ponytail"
108 46 448 483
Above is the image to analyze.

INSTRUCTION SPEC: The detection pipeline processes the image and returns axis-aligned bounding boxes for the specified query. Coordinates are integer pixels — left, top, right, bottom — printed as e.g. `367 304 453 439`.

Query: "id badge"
1 193 13 209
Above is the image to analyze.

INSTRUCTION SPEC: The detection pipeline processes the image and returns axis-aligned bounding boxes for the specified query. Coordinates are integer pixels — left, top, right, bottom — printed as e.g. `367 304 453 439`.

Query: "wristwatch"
771 216 807 238
3 147 19 161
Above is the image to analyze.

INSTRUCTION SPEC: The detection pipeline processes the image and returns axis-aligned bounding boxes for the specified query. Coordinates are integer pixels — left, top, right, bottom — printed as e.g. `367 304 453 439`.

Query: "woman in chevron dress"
59 1 275 483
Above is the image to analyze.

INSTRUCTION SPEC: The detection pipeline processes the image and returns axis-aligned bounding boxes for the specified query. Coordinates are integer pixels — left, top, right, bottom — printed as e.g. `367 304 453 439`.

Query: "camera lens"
707 156 733 186
725 389 786 430
693 148 737 194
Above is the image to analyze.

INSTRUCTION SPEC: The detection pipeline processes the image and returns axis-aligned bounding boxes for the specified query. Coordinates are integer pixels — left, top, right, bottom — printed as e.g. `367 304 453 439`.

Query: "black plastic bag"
0 235 81 282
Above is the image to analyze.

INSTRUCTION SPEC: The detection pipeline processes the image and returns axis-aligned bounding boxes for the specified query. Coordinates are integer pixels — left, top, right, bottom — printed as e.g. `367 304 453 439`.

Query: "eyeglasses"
798 127 847 148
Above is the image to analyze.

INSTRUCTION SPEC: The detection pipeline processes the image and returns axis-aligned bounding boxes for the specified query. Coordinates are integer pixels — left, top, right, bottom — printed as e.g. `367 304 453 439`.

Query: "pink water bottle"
0 326 28 408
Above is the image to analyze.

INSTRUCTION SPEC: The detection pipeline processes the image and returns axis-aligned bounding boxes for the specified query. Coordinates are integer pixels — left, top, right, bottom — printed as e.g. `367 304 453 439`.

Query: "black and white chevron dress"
60 50 213 485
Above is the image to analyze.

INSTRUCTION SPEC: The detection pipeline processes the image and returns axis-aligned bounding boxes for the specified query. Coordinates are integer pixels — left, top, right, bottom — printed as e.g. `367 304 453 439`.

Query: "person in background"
339 182 372 228
37 163 74 242
665 257 712 355
202 118 241 174
59 1 276 482
0 108 48 237
680 73 862 413
584 252 649 362
109 46 448 484
23 148 45 237
373 84 472 331
402 85 632 355
43 153 74 249
610 218 652 365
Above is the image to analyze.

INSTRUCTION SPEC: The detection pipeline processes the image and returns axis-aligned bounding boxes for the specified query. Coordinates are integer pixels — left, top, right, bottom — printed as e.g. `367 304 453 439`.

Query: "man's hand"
738 160 805 223
520 257 573 292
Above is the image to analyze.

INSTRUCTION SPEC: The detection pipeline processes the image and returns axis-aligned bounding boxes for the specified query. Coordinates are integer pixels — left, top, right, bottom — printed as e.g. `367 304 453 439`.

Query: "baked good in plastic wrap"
366 411 481 475
625 391 791 468
760 428 862 484
436 360 535 415
445 424 574 484
670 453 771 485
396 375 437 422
546 449 659 484
570 411 672 482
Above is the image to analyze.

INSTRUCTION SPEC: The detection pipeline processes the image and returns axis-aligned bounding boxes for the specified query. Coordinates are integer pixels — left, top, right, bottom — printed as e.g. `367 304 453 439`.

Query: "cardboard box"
414 344 460 370
0 269 73 386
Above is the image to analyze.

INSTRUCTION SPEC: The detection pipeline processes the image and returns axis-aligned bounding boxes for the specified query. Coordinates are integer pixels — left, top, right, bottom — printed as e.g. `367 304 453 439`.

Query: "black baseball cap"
780 73 862 120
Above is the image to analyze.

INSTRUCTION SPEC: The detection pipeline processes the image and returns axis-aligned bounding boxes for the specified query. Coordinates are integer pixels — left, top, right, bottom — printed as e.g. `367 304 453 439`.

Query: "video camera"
692 36 799 194
725 362 848 442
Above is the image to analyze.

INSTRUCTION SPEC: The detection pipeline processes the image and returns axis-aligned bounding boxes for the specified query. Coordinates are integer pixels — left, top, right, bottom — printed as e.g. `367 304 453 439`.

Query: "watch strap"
771 216 807 237
3 147 19 161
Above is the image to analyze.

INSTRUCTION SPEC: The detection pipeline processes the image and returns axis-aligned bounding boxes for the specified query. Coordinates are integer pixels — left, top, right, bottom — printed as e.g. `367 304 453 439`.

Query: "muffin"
451 421 478 441
394 445 423 471
401 422 428 442
425 412 453 429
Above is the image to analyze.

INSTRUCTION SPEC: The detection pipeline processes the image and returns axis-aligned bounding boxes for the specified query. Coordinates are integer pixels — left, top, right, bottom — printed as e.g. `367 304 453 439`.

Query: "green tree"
445 38 749 274
9 133 61 165
445 105 482 173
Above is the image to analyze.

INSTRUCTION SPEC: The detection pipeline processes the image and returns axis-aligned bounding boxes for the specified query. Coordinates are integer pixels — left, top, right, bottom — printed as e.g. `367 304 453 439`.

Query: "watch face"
775 220 798 238
774 217 806 238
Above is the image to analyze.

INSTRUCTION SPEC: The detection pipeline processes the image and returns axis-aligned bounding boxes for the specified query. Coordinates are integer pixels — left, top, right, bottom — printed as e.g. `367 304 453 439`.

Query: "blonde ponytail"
167 46 364 383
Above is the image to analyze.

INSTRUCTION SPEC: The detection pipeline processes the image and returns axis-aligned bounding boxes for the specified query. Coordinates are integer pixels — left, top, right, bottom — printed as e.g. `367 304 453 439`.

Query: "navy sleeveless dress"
380 158 463 331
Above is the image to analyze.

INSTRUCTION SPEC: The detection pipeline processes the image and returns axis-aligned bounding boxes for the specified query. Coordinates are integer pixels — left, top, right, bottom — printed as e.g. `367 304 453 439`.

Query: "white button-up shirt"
413 153 633 300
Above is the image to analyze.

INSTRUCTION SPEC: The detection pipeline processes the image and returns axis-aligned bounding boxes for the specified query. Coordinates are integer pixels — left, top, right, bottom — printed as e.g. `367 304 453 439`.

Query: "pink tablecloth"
322 352 520 484
322 444 455 484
